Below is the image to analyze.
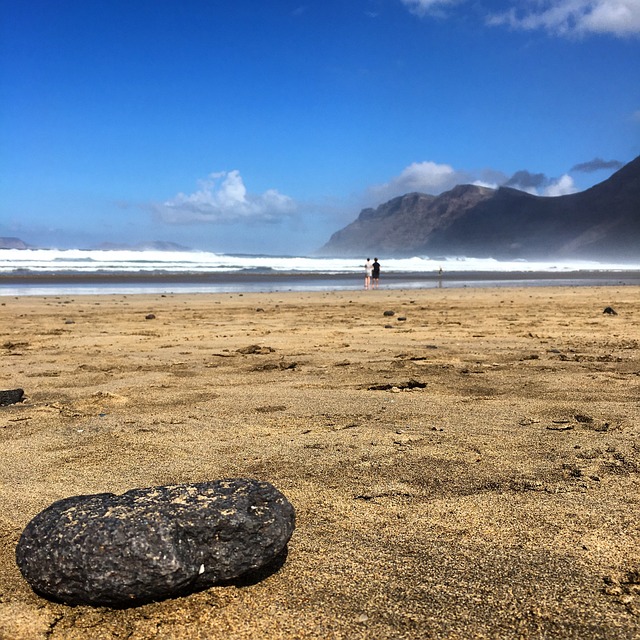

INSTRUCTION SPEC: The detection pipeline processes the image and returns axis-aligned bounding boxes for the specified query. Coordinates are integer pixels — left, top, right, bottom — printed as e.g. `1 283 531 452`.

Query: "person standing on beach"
372 258 380 289
364 258 373 290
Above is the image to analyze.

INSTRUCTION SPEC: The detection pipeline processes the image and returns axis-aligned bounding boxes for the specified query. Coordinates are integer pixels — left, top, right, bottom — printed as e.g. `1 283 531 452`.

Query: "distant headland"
318 155 640 261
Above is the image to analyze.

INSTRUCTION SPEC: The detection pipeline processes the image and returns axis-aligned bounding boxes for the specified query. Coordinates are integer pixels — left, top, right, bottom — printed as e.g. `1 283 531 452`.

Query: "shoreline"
2 269 640 296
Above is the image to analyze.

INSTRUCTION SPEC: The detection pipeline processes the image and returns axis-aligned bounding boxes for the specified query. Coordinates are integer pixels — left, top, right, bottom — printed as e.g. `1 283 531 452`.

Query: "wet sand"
1 286 639 639
3 268 640 292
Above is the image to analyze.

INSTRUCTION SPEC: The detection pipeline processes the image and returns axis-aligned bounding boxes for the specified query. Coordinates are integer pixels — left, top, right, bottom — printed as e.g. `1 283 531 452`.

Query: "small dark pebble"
237 344 275 354
383 310 395 317
603 307 617 315
0 389 24 406
145 314 156 320
368 379 426 391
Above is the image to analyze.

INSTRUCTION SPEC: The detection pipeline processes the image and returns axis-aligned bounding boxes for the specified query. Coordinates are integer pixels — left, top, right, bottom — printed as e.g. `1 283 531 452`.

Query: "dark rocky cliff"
318 155 640 260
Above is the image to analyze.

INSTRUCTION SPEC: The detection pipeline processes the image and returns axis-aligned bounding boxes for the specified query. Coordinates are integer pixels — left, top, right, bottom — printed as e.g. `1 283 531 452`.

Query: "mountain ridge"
0 237 31 250
318 155 640 260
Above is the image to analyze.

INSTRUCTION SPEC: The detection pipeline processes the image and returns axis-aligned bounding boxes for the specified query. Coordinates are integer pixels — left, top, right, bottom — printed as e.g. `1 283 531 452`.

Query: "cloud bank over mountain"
572 158 625 172
366 160 581 205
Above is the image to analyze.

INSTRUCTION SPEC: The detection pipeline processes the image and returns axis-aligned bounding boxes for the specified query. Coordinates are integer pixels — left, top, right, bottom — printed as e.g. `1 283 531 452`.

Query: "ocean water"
1 248 639 296
3 248 640 275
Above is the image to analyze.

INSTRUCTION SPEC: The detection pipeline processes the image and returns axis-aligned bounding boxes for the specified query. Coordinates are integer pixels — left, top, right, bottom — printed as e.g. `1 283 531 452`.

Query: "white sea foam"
1 248 639 275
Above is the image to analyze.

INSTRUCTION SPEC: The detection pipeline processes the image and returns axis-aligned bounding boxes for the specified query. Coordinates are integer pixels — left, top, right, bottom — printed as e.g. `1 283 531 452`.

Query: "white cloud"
401 0 460 17
399 0 640 36
472 179 501 189
543 174 578 196
487 0 640 37
370 161 463 202
153 170 297 224
504 169 579 196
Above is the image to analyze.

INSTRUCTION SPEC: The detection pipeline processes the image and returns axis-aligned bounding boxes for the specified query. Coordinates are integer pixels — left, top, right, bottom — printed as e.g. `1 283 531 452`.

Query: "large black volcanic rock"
318 156 640 260
16 479 295 607
0 389 24 405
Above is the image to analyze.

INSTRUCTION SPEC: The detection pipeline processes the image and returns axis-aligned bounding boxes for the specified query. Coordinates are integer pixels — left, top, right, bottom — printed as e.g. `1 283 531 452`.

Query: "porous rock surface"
15 479 295 607
0 388 24 406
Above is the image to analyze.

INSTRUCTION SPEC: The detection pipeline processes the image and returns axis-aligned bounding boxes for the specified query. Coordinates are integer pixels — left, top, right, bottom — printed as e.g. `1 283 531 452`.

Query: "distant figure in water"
372 258 380 289
364 258 373 289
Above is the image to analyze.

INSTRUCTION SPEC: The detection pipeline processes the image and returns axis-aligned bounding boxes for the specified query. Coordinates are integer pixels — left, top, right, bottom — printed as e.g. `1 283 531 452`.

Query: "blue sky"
2 0 639 254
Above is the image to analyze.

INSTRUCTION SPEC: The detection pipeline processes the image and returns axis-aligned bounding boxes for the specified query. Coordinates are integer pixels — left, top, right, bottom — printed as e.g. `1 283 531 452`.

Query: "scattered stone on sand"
368 379 427 391
603 306 618 315
2 340 29 351
5 287 640 637
397 317 407 321
145 313 156 320
0 388 24 406
254 405 287 413
252 361 297 371
16 479 295 607
383 310 395 317
547 423 574 431
237 344 276 355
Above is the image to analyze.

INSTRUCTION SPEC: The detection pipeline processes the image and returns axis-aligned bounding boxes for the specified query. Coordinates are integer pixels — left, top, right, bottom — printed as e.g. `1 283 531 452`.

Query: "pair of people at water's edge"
364 258 380 289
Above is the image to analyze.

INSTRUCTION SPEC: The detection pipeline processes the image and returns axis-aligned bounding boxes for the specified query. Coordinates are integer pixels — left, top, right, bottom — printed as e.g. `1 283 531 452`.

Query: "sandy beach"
1 285 639 639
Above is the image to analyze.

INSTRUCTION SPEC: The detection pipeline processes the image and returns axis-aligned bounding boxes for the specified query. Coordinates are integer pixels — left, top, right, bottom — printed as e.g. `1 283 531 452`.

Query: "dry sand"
0 286 638 639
